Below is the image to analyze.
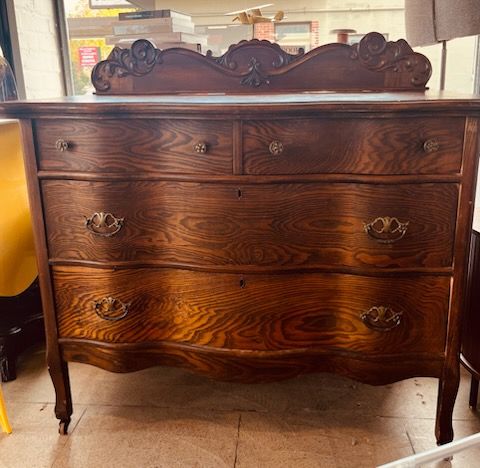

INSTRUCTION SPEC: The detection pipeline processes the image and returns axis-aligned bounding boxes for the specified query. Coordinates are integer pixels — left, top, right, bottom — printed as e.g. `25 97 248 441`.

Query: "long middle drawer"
42 180 458 269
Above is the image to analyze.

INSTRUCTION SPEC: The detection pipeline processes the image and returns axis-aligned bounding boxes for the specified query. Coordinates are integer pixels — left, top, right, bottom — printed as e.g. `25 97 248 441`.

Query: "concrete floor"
1 346 480 468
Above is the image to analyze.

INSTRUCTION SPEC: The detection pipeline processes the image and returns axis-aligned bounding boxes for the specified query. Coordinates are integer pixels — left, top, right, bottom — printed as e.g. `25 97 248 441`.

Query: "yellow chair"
0 62 35 432
0 119 37 297
0 119 42 384
0 384 12 434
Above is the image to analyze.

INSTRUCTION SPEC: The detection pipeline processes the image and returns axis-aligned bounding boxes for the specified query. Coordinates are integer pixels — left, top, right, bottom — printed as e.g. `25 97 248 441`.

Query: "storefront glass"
63 0 478 95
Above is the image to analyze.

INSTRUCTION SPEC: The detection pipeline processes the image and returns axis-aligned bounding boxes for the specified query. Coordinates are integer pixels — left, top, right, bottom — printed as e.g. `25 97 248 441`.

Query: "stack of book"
107 10 207 52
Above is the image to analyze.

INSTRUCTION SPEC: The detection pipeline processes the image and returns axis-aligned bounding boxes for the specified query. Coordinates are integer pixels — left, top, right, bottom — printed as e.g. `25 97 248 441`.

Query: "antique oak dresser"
1 33 479 443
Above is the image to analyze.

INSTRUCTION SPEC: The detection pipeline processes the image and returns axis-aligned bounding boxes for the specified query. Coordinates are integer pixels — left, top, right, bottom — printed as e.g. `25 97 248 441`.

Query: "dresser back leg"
469 377 479 410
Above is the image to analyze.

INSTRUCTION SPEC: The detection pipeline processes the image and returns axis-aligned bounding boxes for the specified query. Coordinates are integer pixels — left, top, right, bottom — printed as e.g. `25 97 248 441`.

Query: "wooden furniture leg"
435 367 460 446
48 353 72 434
469 376 479 410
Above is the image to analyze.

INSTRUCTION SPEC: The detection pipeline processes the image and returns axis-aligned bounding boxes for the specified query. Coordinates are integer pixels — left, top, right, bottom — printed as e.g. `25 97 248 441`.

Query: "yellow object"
0 384 12 433
0 120 37 296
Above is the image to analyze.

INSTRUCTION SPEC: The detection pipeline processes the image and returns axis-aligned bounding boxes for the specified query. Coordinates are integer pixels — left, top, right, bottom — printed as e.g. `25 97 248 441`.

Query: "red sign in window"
79 47 100 67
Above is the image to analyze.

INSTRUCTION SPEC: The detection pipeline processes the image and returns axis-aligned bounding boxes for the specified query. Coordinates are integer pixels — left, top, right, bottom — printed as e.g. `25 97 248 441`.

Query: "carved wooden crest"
91 32 432 95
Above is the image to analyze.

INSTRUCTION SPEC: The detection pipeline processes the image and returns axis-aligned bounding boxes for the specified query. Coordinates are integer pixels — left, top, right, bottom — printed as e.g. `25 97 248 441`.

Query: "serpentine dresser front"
1 33 479 443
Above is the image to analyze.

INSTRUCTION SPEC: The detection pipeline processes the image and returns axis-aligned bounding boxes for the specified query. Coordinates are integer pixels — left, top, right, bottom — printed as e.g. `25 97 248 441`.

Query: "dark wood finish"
470 378 480 410
42 180 458 270
91 33 432 94
35 119 233 175
19 120 72 434
60 339 444 384
2 93 480 118
243 117 464 175
461 230 480 410
435 117 479 445
53 266 449 354
0 36 478 444
0 279 44 381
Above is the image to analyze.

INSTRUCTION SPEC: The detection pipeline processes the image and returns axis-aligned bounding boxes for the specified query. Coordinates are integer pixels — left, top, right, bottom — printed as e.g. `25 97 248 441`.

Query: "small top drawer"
243 117 464 175
35 119 233 174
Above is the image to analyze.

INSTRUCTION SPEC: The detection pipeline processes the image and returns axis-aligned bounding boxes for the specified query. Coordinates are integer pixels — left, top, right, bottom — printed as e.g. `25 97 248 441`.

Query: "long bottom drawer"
53 266 449 355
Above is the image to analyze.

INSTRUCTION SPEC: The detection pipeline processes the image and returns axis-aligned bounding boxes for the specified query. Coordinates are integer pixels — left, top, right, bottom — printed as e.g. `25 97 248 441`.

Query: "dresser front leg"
435 367 460 445
48 356 72 435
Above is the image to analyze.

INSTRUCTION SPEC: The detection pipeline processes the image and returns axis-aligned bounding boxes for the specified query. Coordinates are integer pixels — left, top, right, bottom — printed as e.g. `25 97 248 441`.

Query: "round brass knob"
423 139 440 153
193 142 208 154
55 139 70 152
269 140 284 156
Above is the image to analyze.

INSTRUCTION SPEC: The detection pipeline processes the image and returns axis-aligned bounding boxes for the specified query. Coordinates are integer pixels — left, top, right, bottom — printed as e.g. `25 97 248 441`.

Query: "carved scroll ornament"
91 32 432 94
351 32 432 87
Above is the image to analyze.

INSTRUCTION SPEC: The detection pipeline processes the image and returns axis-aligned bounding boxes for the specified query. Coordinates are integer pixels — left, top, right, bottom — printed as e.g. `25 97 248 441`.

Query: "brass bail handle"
93 297 130 322
360 306 403 332
85 212 124 237
363 216 409 244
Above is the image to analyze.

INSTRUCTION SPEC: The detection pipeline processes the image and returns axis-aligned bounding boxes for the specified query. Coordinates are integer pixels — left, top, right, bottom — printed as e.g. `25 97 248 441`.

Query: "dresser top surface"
1 91 480 117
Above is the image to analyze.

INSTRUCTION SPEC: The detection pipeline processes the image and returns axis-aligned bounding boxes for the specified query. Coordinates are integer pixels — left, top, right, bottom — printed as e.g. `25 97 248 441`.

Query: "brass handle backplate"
360 306 402 332
85 212 124 237
269 140 284 156
194 142 208 154
55 139 71 152
93 297 130 321
363 216 409 244
423 139 440 153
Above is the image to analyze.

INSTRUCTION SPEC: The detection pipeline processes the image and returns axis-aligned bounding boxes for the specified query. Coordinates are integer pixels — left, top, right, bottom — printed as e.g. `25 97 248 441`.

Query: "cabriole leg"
435 367 460 446
47 354 72 435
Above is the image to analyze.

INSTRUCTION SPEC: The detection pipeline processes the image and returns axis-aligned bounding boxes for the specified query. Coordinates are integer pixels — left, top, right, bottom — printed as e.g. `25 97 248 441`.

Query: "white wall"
12 0 65 98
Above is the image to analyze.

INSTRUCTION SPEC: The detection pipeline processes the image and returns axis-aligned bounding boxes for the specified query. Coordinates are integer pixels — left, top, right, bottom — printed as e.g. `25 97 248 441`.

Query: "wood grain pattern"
243 117 464 175
42 180 458 270
35 119 233 174
60 339 444 384
90 34 431 94
18 120 72 432
4 33 480 443
6 36 480 442
435 117 480 444
2 93 480 119
53 266 449 355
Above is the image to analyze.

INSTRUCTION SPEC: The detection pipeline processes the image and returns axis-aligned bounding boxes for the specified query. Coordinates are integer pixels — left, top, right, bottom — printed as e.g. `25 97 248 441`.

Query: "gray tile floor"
1 346 480 468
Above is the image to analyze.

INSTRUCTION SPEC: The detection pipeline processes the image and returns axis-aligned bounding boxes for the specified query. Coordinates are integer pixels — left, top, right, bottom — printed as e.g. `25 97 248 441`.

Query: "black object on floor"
0 279 44 381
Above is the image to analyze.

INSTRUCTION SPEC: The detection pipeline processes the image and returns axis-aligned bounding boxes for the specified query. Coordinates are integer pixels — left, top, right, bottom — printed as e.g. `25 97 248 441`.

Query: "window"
62 0 479 95
347 33 388 45
274 22 311 53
